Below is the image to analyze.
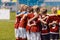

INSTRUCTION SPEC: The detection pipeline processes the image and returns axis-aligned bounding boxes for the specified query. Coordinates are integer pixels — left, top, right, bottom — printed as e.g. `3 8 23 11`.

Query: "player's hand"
31 21 36 26
39 19 47 24
38 17 42 21
42 16 49 20
49 23 52 26
27 20 32 27
27 23 31 27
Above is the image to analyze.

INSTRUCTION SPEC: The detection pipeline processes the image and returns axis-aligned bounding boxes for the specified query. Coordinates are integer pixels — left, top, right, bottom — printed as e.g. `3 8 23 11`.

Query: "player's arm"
27 20 31 26
20 14 27 21
30 21 36 26
14 12 20 28
27 20 36 27
16 13 24 17
28 14 38 26
29 13 38 21
40 16 49 24
15 13 20 24
49 21 57 26
43 16 49 20
41 19 47 24
38 17 47 24
49 22 53 25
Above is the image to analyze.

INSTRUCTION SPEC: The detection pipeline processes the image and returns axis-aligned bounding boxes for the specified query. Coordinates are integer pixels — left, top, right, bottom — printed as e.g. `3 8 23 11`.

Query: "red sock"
19 38 22 40
21 38 27 40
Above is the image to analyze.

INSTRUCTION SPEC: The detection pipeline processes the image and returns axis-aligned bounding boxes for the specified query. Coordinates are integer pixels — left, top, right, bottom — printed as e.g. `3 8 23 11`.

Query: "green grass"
0 12 16 40
10 12 16 20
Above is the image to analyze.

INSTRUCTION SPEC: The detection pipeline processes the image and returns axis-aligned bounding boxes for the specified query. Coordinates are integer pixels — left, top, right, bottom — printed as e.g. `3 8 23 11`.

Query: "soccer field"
0 12 16 40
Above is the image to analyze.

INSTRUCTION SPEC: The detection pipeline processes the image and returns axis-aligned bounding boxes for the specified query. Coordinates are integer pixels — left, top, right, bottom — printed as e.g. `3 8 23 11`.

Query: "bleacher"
44 0 60 6
0 0 60 6
18 0 44 6
0 0 60 11
18 0 60 6
45 2 60 6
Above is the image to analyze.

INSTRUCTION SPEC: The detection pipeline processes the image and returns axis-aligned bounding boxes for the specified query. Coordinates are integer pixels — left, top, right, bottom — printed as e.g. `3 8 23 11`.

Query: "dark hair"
42 9 47 14
35 7 40 13
29 7 34 13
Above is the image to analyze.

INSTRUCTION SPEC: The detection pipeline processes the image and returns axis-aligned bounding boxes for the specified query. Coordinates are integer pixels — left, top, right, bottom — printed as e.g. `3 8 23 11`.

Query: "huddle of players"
14 4 60 40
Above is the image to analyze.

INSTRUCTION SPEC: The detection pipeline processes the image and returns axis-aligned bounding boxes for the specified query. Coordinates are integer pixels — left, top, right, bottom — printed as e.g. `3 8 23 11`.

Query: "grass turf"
0 12 15 40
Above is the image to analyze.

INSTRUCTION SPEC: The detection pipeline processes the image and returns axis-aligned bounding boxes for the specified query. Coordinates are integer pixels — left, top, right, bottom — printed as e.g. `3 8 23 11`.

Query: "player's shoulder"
48 14 57 16
22 11 28 14
16 11 21 16
16 10 21 14
47 13 50 16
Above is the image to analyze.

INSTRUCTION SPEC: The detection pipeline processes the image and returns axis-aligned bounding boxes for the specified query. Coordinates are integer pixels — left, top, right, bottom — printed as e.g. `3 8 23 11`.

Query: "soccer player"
14 11 21 40
26 7 35 40
28 7 41 40
39 7 50 40
18 4 28 40
26 6 41 40
48 7 59 40
14 4 28 40
14 4 24 40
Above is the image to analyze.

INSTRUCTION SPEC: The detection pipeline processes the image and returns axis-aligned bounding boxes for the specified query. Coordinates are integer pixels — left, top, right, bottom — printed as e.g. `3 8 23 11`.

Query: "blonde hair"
40 7 47 14
51 7 57 14
32 5 38 10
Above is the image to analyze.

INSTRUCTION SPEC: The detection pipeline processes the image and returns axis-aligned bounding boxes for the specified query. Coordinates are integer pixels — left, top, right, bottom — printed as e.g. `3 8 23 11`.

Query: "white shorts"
26 32 31 40
18 27 26 38
27 32 41 40
15 28 19 38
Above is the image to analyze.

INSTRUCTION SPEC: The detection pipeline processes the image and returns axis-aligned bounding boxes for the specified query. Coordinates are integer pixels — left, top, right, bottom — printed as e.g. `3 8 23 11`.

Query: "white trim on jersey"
41 33 49 35
50 32 59 34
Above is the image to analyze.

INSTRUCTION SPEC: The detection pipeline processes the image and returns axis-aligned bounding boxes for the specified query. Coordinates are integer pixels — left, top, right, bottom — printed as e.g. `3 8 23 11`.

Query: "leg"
30 32 37 40
18 27 22 40
54 34 59 40
50 34 56 40
21 28 27 40
41 35 46 40
41 34 50 40
15 28 20 40
45 34 50 40
26 31 31 40
36 32 41 40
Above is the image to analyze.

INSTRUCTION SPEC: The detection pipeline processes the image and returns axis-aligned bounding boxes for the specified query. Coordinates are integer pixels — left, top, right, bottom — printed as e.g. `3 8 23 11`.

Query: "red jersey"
40 14 49 35
26 13 35 31
14 11 27 29
14 14 24 29
58 15 60 26
30 17 41 32
14 16 21 29
48 15 59 33
19 14 27 28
